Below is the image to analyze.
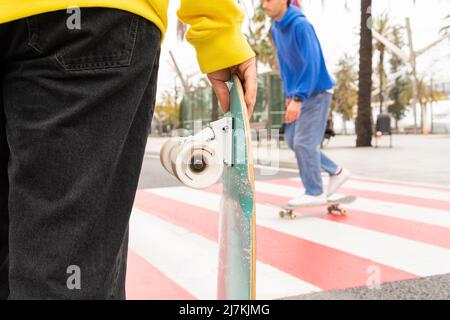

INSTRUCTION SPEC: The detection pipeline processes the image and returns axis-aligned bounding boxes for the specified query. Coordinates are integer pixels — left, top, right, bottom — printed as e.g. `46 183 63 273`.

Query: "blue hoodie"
272 6 335 102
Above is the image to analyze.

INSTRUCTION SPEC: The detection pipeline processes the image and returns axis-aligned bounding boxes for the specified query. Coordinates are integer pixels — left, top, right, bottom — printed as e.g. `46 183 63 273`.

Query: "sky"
156 0 450 101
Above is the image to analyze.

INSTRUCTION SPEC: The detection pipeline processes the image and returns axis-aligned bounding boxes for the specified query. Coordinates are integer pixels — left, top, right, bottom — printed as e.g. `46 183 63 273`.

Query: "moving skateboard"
276 195 356 220
160 75 256 300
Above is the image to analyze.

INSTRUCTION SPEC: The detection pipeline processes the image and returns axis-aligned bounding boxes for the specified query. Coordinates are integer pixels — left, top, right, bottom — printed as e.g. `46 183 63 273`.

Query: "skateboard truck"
194 117 234 167
160 117 233 189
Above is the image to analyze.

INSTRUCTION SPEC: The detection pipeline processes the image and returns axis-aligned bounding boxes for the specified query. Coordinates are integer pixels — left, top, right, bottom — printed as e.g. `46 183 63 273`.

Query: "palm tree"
331 54 358 135
246 3 279 71
356 0 373 147
441 14 450 34
388 24 411 131
373 13 391 114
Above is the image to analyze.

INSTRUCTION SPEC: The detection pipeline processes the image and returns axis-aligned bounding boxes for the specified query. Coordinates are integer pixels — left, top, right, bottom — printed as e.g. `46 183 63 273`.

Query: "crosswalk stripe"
257 166 450 192
126 250 196 300
129 207 322 299
350 175 450 193
147 186 450 277
135 189 417 291
257 181 450 227
283 179 450 211
340 180 450 201
203 184 450 249
253 167 450 192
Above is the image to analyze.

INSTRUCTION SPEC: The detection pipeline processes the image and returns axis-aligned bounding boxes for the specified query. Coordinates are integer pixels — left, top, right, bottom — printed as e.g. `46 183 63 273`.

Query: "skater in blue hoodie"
263 0 351 207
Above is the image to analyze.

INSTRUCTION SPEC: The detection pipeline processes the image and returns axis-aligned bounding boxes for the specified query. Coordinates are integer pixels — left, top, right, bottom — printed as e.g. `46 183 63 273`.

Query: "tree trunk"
379 49 384 114
342 115 348 135
356 0 373 147
421 103 429 135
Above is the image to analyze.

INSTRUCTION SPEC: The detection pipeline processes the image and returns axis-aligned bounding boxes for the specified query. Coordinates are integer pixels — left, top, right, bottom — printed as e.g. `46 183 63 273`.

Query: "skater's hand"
207 57 257 117
285 100 302 124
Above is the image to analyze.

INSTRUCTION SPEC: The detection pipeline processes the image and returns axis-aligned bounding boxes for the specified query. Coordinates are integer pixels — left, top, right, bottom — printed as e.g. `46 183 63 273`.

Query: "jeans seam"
26 18 43 54
125 14 139 66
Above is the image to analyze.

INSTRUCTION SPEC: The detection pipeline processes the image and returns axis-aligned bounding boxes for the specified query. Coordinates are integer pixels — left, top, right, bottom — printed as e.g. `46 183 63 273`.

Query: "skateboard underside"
278 196 356 220
279 203 346 219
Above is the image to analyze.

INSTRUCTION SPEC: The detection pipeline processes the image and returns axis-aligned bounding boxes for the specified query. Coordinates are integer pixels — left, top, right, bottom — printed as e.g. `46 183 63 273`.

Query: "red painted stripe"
126 250 196 300
134 190 418 291
223 184 450 250
208 183 450 249
350 176 450 193
267 179 450 212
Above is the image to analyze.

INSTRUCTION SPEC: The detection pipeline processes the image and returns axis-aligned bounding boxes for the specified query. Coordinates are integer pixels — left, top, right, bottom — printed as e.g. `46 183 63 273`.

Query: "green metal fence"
180 72 285 131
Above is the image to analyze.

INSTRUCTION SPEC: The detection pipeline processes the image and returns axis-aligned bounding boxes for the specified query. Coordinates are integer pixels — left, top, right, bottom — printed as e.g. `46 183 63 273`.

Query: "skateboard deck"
217 75 256 300
274 195 356 219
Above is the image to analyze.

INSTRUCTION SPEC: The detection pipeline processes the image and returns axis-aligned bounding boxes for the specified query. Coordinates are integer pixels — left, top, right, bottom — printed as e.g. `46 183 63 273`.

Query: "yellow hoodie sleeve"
177 0 255 74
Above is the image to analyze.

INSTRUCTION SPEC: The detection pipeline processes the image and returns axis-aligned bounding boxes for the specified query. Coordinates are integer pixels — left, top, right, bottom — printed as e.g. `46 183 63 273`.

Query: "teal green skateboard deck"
217 75 256 300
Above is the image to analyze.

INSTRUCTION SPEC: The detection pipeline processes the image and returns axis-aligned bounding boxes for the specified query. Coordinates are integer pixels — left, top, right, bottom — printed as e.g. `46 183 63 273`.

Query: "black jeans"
0 8 161 299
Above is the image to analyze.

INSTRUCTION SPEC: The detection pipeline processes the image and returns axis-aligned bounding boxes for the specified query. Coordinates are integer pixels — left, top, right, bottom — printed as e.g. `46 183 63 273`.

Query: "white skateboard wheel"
169 141 185 176
172 141 223 189
160 137 182 175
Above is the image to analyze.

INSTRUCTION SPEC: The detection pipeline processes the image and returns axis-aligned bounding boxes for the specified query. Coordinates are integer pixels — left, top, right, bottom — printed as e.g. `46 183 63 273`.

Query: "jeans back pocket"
27 8 139 71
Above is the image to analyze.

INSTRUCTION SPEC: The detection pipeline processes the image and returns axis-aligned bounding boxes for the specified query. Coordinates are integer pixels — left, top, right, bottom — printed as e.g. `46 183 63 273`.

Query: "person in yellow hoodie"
0 1 256 299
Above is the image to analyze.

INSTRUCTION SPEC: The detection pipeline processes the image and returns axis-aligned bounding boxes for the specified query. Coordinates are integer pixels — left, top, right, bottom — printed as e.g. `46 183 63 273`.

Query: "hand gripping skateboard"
160 75 256 300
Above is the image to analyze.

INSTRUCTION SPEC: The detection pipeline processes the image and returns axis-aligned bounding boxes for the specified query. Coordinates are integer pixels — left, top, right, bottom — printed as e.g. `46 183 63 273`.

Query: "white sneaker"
327 168 351 196
287 194 327 208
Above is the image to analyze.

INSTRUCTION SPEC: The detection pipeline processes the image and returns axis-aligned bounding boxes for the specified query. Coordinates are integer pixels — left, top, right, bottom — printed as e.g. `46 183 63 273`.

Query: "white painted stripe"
129 208 321 300
289 178 450 202
350 175 450 191
147 187 450 277
347 197 450 228
256 181 450 228
254 165 299 174
253 165 450 191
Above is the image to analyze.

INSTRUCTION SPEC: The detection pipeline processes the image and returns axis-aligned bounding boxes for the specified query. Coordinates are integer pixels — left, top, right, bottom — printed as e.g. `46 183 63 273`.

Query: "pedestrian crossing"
125 176 450 300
